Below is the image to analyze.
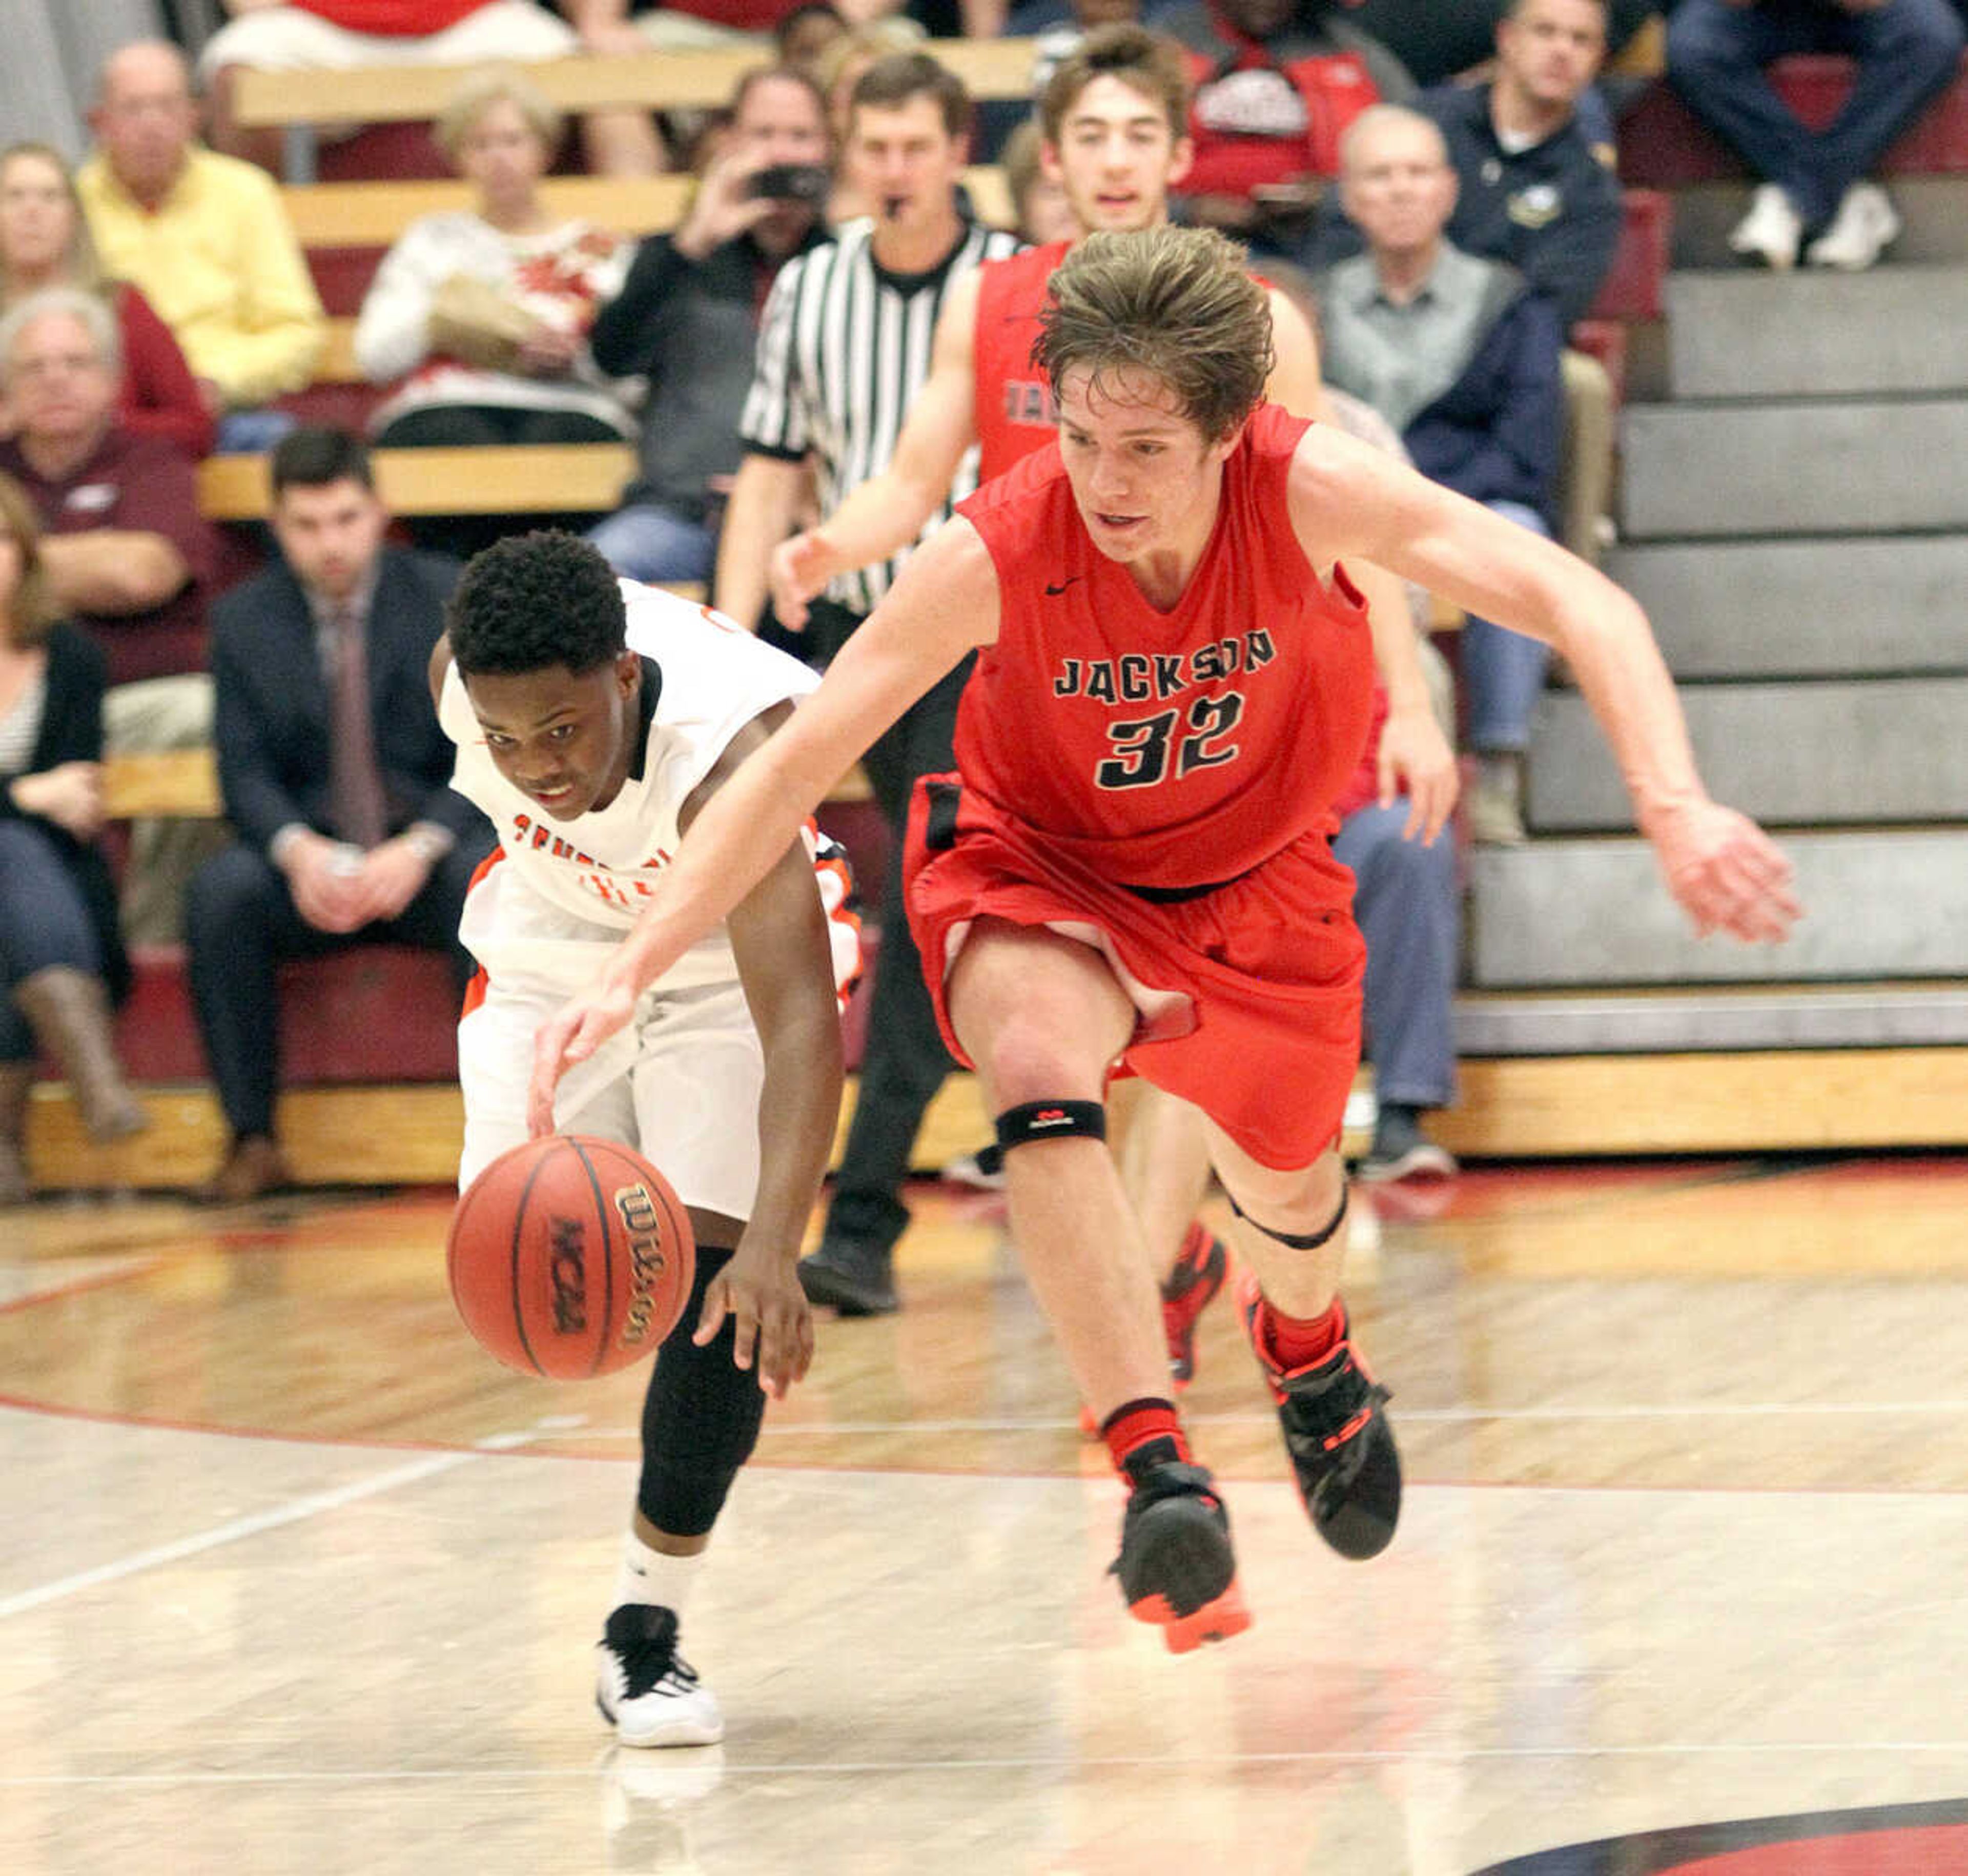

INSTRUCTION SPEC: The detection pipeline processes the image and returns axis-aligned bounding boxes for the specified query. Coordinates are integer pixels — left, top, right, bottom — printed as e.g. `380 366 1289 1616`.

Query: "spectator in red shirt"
0 142 214 460
0 287 224 943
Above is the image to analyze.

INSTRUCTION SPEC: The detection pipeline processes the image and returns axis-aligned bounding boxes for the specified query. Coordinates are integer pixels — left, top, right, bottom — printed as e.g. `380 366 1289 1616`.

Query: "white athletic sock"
612 1532 706 1620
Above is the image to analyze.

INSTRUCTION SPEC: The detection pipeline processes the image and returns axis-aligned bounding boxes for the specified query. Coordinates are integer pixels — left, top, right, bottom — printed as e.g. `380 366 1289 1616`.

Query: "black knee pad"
1227 1187 1348 1251
994 1098 1105 1157
636 1246 768 1538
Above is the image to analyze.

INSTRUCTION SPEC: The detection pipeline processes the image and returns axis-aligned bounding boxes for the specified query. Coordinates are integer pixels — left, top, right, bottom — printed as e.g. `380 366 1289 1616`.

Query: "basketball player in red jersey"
527 228 1800 1652
773 25 1455 1346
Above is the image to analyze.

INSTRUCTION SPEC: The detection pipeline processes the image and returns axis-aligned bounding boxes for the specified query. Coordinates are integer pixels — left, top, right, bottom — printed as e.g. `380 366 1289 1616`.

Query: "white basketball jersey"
442 581 820 993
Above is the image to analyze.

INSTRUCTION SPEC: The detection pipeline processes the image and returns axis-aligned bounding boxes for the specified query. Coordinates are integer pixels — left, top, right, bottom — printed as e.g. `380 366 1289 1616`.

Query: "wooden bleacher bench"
101 699 873 808
237 39 1047 132
199 442 636 520
283 166 1013 248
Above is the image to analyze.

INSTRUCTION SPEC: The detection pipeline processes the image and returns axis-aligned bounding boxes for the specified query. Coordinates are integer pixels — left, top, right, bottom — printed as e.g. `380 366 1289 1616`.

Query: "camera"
745 163 831 206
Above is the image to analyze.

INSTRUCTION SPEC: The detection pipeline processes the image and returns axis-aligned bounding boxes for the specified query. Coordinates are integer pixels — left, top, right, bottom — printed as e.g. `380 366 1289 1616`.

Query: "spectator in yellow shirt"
76 42 325 454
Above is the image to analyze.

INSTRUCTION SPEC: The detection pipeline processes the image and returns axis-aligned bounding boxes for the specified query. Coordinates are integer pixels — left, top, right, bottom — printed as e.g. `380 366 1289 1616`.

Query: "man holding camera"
586 65 834 587
716 49 1020 1315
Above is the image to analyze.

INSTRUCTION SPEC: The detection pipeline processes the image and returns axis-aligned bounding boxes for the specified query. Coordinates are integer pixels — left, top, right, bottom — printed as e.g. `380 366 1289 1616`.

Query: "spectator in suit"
586 66 833 587
184 427 490 1204
76 41 326 454
0 470 148 1204
1668 0 1965 271
354 68 637 561
199 0 663 179
0 142 214 460
1317 104 1564 844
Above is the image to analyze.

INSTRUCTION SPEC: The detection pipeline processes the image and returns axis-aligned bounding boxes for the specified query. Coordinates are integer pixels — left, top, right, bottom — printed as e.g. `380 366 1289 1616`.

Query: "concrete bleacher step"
1527 679 1968 830
1455 982 1968 1054
1668 176 1968 271
1620 395 1968 539
1667 267 1968 400
1467 830 1968 988
1607 536 1968 678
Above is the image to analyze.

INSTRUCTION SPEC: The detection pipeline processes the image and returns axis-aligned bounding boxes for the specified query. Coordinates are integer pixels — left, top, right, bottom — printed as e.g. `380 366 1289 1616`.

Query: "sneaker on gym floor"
596 1604 725 1748
1110 1455 1252 1654
940 1141 1006 1191
1241 1278 1402 1560
795 1239 897 1316
1162 1220 1229 1386
1357 1104 1458 1185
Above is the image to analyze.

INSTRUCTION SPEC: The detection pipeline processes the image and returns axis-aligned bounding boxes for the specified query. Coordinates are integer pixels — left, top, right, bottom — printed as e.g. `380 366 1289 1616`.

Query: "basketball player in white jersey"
430 530 859 1747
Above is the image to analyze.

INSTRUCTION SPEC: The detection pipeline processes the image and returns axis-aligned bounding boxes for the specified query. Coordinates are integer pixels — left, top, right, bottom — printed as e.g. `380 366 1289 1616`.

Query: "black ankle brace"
994 1099 1105 1154
1227 1188 1348 1250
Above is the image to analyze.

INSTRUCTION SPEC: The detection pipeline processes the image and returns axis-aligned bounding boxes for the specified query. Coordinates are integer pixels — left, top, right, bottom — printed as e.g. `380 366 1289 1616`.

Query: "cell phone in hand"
746 163 831 205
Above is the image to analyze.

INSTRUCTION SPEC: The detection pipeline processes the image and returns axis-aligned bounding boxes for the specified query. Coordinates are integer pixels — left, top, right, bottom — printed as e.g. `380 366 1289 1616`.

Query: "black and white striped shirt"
740 216 1023 616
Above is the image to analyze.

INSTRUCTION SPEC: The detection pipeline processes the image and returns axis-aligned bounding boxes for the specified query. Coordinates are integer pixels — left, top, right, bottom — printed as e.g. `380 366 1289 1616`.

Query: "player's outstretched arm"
767 274 983 629
527 520 1003 1132
680 708 843 1399
1291 424 1801 944
716 452 810 634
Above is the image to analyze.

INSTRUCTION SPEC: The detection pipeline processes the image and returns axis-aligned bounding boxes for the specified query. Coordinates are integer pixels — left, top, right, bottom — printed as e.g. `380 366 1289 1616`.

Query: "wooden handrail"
236 40 1046 128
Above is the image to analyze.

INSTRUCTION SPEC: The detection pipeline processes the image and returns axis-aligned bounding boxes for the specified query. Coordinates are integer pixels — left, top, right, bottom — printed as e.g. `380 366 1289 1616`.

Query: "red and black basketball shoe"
1240 1276 1401 1560
1110 1452 1252 1653
1162 1221 1229 1386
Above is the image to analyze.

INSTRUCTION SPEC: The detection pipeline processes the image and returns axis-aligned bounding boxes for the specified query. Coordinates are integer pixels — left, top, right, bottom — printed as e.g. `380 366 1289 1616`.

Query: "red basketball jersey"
972 240 1072 484
953 402 1375 891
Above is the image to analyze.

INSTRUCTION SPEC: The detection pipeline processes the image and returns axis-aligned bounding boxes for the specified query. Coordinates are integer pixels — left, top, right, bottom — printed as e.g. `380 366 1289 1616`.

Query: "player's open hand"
767 529 837 631
692 1244 815 1397
1645 798 1801 942
526 982 639 1136
1378 700 1459 844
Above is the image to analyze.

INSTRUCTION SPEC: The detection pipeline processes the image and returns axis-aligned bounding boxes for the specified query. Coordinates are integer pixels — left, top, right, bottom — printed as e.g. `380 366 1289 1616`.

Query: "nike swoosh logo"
1044 577 1080 596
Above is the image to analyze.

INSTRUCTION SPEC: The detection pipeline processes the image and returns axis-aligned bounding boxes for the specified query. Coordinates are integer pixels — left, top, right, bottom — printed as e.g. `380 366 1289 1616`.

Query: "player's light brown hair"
1037 24 1192 148
1035 226 1272 442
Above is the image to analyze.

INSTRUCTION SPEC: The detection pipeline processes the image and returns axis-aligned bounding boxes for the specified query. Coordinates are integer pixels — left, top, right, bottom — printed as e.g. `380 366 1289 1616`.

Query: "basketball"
446 1135 696 1380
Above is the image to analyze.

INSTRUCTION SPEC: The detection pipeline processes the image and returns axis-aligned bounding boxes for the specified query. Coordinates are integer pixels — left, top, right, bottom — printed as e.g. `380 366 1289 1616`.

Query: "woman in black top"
0 471 147 1204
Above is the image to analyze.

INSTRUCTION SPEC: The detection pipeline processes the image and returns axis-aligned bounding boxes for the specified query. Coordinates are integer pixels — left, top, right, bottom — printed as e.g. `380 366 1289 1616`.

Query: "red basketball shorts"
903 774 1364 1171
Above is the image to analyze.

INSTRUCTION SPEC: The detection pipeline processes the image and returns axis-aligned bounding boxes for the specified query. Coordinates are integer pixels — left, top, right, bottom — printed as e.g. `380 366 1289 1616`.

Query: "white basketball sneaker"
1728 183 1803 270
596 1604 725 1748
1805 182 1901 271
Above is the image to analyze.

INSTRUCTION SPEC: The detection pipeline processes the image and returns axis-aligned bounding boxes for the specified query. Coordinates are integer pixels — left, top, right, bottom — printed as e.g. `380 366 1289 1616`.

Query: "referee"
716 50 1020 1317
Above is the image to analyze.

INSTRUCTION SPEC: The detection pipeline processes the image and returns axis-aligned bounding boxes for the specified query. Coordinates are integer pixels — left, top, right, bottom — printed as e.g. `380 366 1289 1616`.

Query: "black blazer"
209 547 489 858
0 623 129 1001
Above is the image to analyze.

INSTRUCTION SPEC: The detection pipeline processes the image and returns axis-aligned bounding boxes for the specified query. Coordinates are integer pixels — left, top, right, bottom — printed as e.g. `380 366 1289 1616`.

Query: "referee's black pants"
806 601 972 1263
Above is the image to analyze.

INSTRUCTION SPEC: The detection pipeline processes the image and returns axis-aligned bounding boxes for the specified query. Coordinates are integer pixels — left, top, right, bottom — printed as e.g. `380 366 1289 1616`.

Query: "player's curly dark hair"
445 531 627 677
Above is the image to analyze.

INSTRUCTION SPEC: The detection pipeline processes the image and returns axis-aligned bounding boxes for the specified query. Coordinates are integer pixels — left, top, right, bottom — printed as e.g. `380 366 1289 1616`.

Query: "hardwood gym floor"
5 1155 1968 1874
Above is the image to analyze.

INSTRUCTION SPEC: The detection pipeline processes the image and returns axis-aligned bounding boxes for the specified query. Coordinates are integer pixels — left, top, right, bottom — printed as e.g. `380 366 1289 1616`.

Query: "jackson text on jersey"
1050 628 1279 792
